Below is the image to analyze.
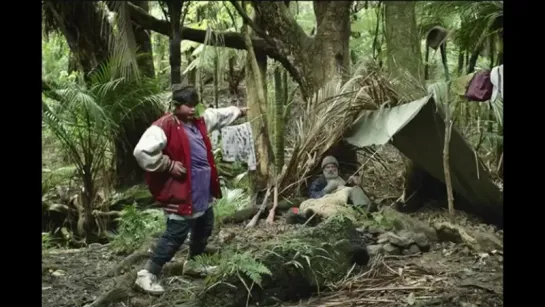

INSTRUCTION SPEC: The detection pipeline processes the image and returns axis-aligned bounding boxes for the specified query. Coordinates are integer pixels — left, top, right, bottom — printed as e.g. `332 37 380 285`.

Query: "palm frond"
106 1 141 80
420 1 503 52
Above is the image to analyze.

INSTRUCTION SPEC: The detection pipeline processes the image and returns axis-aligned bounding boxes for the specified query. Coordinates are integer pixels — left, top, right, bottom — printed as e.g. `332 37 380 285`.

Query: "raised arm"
202 106 243 133
133 125 172 172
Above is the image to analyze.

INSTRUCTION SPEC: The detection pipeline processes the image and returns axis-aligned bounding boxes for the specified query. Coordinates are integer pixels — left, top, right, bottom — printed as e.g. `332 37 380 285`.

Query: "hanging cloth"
220 122 257 171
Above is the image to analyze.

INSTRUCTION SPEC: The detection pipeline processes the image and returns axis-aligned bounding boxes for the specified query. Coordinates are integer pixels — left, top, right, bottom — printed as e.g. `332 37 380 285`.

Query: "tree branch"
127 2 261 51
228 0 276 47
127 2 304 92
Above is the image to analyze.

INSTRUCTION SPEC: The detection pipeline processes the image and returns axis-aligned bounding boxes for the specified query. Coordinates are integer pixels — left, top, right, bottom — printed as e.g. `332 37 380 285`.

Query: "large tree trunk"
167 0 183 85
384 1 445 210
245 6 272 187
132 1 155 78
43 1 111 75
114 1 160 188
250 1 352 99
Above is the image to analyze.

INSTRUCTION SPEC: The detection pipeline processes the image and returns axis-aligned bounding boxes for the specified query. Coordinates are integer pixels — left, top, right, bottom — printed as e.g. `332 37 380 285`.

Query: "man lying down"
286 155 377 224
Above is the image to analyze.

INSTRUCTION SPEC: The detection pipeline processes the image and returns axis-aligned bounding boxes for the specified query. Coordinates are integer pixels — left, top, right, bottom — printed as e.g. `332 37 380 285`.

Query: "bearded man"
308 156 375 210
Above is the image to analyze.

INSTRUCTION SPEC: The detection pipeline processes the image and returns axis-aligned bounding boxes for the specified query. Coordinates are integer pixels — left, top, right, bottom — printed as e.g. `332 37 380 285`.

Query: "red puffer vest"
145 114 222 216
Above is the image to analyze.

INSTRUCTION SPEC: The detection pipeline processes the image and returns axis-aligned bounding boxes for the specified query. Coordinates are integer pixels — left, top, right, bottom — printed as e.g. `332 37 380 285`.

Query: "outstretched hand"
239 107 248 117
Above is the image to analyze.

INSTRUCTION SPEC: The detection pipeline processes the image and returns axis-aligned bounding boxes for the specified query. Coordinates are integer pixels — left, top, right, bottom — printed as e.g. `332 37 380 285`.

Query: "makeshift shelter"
273 64 502 227
345 95 503 227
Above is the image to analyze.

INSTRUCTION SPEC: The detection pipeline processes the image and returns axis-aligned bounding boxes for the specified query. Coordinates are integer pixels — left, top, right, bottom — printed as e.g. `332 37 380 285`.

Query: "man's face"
174 102 196 119
323 164 339 179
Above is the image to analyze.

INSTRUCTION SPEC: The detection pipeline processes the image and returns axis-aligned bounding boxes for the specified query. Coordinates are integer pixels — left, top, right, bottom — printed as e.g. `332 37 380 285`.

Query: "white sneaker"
135 269 165 295
183 260 218 277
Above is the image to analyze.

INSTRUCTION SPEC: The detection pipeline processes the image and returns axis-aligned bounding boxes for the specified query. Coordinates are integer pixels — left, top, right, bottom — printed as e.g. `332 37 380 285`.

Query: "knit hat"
321 156 339 169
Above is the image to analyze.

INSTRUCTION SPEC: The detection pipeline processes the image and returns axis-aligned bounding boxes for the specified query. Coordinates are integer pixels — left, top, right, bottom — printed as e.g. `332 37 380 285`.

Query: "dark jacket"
308 175 328 199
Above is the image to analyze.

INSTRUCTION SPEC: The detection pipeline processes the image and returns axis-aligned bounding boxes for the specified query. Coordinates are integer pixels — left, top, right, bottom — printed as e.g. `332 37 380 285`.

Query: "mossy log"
198 216 369 307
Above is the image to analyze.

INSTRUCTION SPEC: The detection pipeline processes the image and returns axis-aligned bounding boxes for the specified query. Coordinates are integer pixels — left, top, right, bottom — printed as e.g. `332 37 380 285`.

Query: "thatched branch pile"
278 64 401 198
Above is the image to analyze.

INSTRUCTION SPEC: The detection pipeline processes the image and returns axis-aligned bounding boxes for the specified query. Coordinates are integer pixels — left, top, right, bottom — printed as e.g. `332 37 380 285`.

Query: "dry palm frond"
278 62 401 197
105 1 140 80
311 255 443 306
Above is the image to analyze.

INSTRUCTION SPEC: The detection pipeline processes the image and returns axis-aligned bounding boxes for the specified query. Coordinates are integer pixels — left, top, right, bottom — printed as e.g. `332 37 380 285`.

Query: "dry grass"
284 247 503 307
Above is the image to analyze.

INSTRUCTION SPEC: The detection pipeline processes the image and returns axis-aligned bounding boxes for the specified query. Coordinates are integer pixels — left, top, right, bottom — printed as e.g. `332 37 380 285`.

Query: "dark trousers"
146 207 214 276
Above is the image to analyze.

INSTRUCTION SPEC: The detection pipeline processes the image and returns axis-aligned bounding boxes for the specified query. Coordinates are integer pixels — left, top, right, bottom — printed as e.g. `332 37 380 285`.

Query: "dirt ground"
42 208 503 307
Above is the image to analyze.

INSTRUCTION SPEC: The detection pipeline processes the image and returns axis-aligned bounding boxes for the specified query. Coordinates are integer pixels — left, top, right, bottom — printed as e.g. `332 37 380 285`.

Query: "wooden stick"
245 183 272 228
265 182 278 225
443 109 455 221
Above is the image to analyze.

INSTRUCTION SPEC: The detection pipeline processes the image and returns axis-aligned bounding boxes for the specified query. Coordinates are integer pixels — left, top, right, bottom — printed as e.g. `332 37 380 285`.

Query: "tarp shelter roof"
345 95 502 224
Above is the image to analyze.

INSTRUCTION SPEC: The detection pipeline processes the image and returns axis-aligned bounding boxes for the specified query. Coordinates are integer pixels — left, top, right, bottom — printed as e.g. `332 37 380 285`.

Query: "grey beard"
323 170 339 180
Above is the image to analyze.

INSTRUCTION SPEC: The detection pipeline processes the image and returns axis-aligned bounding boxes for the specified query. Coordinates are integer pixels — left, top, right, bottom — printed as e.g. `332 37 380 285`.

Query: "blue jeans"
145 207 214 276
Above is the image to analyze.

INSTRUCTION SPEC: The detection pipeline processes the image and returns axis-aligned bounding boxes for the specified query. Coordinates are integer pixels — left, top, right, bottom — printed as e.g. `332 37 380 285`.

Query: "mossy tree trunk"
243 3 272 188
384 1 445 210
273 67 286 174
132 1 155 78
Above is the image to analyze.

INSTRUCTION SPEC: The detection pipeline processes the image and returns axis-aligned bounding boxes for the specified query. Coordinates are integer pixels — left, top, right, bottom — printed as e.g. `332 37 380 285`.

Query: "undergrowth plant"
42 232 54 250
110 205 165 254
213 187 251 227
193 251 272 295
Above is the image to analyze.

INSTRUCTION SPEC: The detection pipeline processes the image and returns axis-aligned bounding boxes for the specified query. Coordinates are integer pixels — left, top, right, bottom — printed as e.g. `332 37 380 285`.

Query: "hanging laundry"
490 65 503 102
210 130 221 149
220 122 257 171
464 69 493 102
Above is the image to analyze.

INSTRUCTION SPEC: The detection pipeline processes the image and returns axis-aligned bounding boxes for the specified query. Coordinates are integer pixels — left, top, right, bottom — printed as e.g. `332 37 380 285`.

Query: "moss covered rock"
197 215 369 307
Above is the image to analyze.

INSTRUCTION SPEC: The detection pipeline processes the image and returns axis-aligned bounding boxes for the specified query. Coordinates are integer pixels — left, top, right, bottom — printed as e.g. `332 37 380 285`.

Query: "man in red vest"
133 85 247 295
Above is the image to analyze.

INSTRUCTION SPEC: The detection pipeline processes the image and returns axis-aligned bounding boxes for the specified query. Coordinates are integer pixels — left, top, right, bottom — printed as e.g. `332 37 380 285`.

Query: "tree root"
85 270 137 307
433 221 502 252
106 242 155 277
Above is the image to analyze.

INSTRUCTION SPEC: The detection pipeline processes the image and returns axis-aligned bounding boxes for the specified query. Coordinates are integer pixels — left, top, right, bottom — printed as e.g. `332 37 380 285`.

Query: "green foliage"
42 56 166 205
213 148 247 180
42 32 75 83
193 251 272 290
42 232 54 250
42 166 77 194
110 205 165 254
214 187 251 226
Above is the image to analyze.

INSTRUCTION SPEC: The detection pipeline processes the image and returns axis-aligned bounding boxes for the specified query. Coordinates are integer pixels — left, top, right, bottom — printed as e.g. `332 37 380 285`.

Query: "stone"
367 244 383 257
218 229 235 244
51 270 66 277
412 232 431 252
368 226 382 235
383 243 401 255
385 231 413 248
88 243 103 250
377 233 389 244
381 207 438 241
407 244 421 255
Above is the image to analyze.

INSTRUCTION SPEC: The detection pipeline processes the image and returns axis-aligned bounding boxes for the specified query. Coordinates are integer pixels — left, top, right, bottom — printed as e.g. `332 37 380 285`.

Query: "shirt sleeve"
133 125 172 172
202 106 242 133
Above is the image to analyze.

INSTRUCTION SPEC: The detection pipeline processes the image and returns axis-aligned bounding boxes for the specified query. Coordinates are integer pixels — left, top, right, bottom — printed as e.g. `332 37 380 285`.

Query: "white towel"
220 122 257 171
490 65 503 102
